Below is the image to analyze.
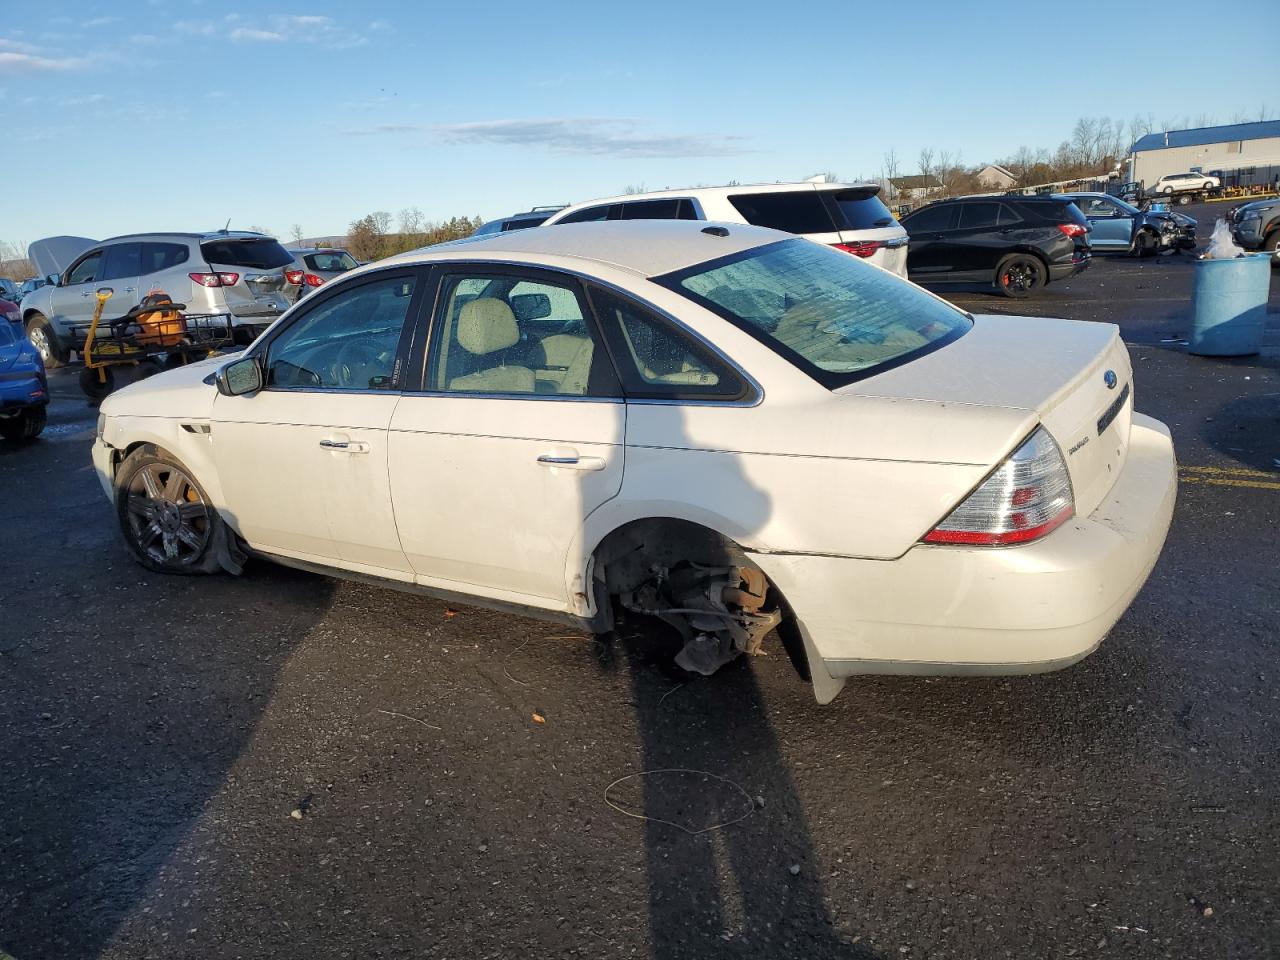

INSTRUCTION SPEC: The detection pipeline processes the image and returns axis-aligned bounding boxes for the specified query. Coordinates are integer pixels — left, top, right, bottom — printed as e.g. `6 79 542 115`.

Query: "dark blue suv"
0 302 48 442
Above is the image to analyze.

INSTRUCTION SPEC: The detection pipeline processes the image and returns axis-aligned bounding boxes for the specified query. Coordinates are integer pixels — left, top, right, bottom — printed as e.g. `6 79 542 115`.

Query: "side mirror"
216 356 263 396
511 292 552 321
48 274 60 287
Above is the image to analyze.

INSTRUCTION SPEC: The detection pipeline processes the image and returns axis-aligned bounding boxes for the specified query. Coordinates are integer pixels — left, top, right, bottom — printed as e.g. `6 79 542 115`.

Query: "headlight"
96 413 106 440
1239 212 1261 224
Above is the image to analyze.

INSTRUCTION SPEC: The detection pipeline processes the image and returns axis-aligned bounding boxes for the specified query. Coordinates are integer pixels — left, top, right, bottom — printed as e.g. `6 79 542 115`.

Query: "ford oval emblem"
1103 369 1118 389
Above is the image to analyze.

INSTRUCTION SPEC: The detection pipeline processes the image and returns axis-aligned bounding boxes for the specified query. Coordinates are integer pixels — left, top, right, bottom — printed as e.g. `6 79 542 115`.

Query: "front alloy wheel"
116 447 221 573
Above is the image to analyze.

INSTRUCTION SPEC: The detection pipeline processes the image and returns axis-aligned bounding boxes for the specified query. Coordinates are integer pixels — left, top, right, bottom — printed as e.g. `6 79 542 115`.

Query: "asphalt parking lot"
1 202 1277 960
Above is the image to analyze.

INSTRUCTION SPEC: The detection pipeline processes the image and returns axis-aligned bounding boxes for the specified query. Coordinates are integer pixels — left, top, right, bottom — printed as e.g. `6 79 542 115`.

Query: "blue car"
0 306 48 442
1063 192 1197 256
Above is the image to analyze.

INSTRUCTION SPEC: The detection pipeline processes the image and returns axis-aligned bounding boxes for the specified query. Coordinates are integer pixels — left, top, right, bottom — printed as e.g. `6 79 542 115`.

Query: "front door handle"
320 439 370 454
537 453 606 472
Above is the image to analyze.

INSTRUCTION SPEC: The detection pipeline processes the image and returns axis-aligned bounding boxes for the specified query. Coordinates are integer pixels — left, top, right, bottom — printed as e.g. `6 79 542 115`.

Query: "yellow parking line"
1178 474 1280 491
1179 464 1276 479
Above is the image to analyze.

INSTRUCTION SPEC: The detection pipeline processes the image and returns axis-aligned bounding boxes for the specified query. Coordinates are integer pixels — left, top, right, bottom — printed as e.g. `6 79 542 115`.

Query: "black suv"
899 196 1091 297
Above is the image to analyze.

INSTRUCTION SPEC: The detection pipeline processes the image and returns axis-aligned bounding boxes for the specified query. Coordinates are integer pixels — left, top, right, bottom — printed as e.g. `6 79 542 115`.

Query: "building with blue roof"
1129 120 1280 190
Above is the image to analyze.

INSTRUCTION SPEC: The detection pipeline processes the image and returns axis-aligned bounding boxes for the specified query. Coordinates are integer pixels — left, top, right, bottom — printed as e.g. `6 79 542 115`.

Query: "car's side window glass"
141 242 190 274
558 204 615 224
265 274 416 390
957 202 1000 229
1079 198 1115 218
100 243 143 282
903 204 954 232
428 273 618 398
65 251 104 285
589 287 745 401
996 204 1023 226
621 199 685 220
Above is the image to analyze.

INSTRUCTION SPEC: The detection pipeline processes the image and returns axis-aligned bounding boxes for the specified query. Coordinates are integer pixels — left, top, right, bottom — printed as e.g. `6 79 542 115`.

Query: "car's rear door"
947 200 1006 277
211 267 426 574
388 264 625 608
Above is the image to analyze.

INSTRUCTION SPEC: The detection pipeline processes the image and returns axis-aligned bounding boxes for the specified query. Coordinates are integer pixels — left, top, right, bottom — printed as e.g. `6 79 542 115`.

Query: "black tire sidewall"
996 255 1046 298
0 406 46 442
114 445 221 575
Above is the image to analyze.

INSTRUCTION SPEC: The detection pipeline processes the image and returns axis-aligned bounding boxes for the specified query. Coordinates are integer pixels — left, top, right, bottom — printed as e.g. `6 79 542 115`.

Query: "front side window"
902 203 955 233
265 273 416 390
661 239 970 387
1076 198 1117 218
428 272 617 398
589 288 745 400
65 251 103 285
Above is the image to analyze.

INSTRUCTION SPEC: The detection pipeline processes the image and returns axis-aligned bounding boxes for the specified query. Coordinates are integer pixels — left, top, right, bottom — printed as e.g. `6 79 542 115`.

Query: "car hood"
28 236 97 279
100 351 236 419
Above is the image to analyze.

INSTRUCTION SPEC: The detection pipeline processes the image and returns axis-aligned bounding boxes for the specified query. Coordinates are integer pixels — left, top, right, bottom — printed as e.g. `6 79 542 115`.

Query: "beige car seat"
535 333 595 394
448 298 535 393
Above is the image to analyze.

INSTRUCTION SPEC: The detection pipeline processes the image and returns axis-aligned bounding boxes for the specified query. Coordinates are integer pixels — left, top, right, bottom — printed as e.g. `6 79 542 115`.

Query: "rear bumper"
752 413 1176 680
1049 253 1091 281
0 375 48 411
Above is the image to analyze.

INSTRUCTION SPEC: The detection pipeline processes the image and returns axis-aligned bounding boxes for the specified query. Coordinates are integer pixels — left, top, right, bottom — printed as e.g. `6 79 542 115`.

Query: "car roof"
551 181 883 216
380 220 789 278
98 230 274 244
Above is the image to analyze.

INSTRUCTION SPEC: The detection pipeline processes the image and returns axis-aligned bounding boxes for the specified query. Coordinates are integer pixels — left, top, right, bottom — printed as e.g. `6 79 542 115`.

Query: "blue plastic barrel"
1189 254 1271 356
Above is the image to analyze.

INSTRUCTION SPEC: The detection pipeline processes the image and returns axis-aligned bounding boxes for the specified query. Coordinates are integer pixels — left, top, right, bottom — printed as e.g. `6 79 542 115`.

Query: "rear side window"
141 242 190 274
589 287 745 400
728 191 835 234
902 204 956 232
997 204 1023 226
100 242 142 281
957 202 1001 229
201 238 294 269
619 198 700 220
829 190 895 229
558 205 615 224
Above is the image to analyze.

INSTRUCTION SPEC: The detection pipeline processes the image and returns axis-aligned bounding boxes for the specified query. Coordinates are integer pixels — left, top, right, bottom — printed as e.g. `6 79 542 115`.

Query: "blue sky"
0 0 1269 246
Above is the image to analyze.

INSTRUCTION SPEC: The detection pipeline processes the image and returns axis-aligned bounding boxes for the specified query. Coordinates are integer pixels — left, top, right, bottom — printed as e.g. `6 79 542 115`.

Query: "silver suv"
23 231 298 367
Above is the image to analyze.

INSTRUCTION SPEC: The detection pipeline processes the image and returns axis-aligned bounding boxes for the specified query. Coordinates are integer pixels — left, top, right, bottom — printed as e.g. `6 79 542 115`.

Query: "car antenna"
223 218 231 233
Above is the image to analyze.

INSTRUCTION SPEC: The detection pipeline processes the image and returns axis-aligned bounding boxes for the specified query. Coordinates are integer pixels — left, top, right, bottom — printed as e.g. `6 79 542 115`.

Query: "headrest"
457 298 519 355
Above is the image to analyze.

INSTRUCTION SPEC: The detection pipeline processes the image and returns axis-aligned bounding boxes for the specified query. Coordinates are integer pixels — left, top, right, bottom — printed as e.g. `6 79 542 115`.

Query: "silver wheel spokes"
126 463 209 563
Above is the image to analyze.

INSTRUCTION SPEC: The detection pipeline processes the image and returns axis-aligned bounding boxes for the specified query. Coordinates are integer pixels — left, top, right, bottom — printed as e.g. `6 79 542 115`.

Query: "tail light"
923 427 1073 546
833 240 885 258
188 272 241 287
285 269 305 285
1058 223 1088 238
304 273 325 287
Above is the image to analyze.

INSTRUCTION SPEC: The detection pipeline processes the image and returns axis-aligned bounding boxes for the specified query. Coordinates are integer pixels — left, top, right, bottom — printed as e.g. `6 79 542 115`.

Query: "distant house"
888 174 942 200
976 164 1017 190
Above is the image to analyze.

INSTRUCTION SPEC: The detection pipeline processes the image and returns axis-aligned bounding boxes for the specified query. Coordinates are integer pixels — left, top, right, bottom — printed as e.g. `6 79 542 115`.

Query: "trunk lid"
199 237 295 318
841 314 1133 515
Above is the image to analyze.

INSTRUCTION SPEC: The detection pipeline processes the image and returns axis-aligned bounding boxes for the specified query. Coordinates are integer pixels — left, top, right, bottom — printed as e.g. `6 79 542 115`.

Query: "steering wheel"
332 338 382 388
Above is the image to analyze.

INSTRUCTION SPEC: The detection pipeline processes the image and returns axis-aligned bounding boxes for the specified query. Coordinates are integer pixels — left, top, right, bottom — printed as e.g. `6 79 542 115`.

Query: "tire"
114 445 224 574
1177 194 1191 205
0 406 47 443
1132 229 1156 258
1263 230 1279 254
995 254 1047 298
79 366 116 403
25 313 69 369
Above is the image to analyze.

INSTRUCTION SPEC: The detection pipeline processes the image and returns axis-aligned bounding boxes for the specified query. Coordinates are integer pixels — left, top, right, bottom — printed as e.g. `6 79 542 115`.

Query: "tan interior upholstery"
535 334 594 394
448 297 535 393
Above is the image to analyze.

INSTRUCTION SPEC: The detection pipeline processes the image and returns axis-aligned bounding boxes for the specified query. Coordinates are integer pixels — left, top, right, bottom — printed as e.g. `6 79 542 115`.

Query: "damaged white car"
92 221 1177 702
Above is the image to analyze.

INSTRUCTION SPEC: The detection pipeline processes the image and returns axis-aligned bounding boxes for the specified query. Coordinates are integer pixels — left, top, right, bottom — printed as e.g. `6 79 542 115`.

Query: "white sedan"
92 221 1177 703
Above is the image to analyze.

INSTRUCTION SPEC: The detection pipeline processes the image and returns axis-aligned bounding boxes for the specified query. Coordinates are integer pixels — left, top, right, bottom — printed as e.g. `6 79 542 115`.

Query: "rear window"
201 238 294 270
304 252 358 272
659 238 970 388
829 189 895 230
727 191 835 234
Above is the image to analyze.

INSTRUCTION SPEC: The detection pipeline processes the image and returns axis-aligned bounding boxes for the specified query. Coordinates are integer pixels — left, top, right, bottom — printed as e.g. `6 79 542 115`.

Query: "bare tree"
623 183 648 195
289 224 305 245
398 207 424 236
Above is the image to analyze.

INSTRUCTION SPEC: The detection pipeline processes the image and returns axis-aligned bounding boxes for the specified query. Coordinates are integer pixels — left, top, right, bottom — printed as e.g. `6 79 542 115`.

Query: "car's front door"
98 242 143 309
211 268 425 575
388 266 625 608
1075 197 1132 251
901 203 958 277
52 248 107 333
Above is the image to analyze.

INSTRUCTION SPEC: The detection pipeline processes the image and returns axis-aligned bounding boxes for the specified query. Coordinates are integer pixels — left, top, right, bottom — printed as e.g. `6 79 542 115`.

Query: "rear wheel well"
589 518 809 680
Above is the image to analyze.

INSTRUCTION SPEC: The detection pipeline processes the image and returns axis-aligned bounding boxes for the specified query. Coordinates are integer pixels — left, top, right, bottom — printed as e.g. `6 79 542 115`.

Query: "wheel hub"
157 501 182 533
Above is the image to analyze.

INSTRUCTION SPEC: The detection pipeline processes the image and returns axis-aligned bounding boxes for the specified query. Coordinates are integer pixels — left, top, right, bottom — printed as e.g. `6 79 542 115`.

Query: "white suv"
541 182 910 277
1150 172 1220 196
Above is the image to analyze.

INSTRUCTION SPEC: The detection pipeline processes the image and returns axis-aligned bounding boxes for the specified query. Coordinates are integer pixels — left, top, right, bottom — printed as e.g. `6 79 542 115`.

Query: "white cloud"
174 19 217 35
0 51 84 72
347 117 753 159
230 27 284 42
82 16 117 28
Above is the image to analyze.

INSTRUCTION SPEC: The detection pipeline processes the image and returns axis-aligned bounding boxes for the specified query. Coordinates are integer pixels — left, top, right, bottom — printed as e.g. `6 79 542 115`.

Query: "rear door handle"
319 439 370 454
537 453 607 472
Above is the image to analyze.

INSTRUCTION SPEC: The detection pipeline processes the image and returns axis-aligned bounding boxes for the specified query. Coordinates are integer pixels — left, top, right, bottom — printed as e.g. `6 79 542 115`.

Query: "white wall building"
1129 121 1280 188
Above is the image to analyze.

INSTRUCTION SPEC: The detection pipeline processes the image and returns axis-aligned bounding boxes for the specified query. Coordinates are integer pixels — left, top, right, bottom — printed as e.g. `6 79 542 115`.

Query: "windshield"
660 239 970 387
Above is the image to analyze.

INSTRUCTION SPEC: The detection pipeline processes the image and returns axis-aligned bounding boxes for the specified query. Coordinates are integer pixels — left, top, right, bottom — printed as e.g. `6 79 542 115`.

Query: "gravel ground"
1 203 1277 959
